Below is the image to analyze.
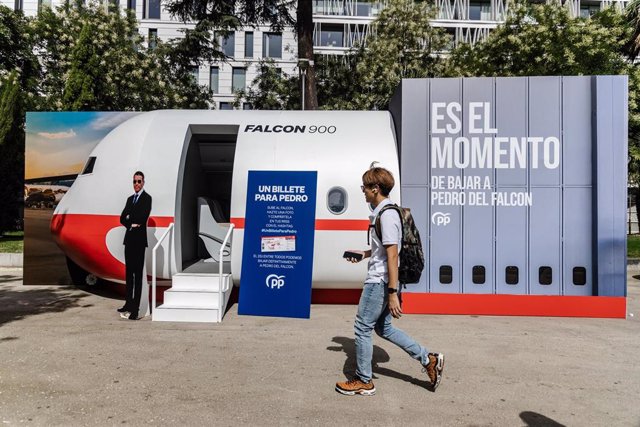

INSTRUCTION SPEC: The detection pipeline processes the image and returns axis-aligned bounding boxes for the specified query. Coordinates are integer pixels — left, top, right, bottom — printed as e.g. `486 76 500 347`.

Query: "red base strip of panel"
402 293 627 319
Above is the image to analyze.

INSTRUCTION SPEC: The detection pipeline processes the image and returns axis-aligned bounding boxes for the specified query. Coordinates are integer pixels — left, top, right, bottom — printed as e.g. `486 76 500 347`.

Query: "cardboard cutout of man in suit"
117 171 152 320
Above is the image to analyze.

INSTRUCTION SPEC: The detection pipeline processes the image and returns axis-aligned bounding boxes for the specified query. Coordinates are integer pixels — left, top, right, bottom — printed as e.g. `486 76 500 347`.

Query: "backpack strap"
373 204 403 242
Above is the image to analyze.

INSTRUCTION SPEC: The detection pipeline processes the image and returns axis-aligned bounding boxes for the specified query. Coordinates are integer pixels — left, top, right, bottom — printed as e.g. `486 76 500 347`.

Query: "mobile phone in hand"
343 251 363 261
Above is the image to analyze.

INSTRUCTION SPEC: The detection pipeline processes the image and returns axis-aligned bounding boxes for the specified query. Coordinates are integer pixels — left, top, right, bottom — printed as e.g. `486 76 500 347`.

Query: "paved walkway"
0 268 639 426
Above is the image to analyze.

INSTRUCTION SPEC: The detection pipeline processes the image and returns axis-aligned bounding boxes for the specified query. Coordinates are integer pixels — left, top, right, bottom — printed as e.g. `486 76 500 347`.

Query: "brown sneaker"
422 353 445 390
335 378 376 396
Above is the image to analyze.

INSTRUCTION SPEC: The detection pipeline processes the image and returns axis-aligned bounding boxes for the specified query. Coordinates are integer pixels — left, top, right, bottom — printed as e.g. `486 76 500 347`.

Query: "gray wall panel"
562 77 592 186
463 203 494 294
496 194 527 294
594 76 628 297
529 77 561 186
529 188 561 295
495 78 527 186
563 188 593 296
429 78 463 293
400 80 429 186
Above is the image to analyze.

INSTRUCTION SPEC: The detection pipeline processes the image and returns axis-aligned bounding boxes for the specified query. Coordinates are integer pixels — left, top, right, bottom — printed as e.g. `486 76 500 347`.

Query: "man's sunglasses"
133 179 143 184
360 184 376 192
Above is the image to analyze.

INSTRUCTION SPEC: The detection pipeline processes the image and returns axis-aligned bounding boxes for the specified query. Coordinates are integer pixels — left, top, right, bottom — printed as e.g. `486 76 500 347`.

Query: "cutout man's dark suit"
119 190 152 316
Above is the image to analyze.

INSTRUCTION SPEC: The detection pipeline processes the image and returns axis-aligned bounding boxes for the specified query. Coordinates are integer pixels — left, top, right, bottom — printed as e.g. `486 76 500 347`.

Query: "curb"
0 253 23 268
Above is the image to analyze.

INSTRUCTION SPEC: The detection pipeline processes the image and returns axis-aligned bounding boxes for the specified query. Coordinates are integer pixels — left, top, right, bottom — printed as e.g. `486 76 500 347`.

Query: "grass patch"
0 231 23 253
629 235 640 258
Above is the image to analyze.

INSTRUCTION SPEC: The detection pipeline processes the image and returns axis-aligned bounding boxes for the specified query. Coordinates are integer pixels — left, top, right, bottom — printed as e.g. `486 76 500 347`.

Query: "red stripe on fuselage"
230 217 369 231
50 213 174 282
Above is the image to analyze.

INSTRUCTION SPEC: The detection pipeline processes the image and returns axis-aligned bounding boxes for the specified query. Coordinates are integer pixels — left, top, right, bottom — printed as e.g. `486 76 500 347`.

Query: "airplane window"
327 187 347 215
82 157 96 175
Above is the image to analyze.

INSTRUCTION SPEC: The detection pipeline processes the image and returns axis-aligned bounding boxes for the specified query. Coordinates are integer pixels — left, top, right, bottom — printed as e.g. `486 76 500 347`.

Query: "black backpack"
368 204 425 285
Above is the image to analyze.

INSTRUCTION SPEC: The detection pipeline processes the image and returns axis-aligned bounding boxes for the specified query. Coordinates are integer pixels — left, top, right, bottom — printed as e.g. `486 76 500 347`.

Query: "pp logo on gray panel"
431 212 451 226
266 274 286 289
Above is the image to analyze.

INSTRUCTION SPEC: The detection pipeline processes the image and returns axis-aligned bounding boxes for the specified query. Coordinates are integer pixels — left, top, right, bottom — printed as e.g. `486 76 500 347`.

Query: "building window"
262 33 282 58
245 32 254 58
38 0 52 11
14 0 23 11
144 0 161 19
127 0 136 10
232 67 246 92
319 24 344 47
209 67 219 93
148 29 158 50
219 102 234 110
243 103 253 110
469 2 491 20
580 4 599 17
190 66 199 84
216 32 235 57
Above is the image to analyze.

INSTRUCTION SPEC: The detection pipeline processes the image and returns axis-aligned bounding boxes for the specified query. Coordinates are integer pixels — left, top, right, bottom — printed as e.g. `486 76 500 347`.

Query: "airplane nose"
50 212 126 282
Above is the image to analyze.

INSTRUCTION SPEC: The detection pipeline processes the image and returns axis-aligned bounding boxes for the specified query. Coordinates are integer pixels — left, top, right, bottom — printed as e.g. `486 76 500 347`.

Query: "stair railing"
152 222 174 318
218 223 235 322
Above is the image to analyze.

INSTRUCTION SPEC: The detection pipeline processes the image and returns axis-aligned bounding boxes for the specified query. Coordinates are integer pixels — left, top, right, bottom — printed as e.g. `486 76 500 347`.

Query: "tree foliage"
447 4 630 77
0 71 24 233
235 59 300 110
321 0 448 110
32 2 212 111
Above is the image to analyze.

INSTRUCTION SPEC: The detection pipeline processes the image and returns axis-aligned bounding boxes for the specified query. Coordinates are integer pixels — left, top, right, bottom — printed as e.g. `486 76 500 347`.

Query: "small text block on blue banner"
238 171 318 319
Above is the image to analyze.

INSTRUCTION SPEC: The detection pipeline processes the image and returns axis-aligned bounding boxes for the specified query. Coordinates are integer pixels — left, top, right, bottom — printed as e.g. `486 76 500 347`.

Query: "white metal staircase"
151 222 235 323
153 263 233 323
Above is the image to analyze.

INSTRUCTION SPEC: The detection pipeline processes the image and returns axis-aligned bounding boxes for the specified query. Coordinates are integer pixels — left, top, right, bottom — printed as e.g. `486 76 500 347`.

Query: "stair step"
153 305 220 323
171 273 231 290
163 289 221 307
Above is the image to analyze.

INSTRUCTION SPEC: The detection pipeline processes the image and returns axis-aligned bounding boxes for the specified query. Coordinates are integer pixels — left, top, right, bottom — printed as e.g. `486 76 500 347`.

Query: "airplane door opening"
176 124 238 271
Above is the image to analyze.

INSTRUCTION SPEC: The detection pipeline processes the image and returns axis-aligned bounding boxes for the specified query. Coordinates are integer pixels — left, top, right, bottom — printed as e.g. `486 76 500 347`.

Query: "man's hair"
134 171 145 180
362 166 394 196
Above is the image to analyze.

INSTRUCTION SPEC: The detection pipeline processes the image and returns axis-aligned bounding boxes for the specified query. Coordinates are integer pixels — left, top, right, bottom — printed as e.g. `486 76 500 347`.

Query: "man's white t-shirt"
365 198 402 284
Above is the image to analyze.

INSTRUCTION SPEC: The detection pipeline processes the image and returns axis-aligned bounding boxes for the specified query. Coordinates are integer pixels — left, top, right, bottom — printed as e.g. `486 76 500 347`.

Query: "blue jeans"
354 281 428 383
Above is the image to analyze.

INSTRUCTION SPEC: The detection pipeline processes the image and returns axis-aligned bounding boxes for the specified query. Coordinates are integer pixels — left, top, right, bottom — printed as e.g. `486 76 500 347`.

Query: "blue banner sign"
238 171 318 318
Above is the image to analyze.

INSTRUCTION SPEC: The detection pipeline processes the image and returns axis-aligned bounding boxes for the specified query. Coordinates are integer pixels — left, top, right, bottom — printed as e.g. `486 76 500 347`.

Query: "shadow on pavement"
0 285 87 328
520 411 566 426
328 336 433 389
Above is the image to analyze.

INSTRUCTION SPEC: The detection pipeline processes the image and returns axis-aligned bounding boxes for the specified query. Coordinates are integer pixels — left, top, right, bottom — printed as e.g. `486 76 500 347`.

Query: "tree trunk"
297 0 318 110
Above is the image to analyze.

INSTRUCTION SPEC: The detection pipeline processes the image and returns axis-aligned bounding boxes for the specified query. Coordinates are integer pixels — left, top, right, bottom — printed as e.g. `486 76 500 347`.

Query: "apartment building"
4 0 630 108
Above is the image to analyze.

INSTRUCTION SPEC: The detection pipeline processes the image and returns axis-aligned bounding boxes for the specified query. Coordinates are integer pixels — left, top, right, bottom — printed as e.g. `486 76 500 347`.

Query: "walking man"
117 171 152 320
336 166 444 396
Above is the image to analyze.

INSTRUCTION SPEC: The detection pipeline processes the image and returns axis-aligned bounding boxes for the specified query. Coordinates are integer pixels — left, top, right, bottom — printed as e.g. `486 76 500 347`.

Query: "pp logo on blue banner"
266 274 286 289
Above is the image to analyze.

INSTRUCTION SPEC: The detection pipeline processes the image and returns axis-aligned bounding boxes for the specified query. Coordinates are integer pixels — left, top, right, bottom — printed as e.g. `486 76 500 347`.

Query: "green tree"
164 0 320 109
0 72 24 233
235 59 300 109
33 1 212 111
447 4 629 77
63 22 101 110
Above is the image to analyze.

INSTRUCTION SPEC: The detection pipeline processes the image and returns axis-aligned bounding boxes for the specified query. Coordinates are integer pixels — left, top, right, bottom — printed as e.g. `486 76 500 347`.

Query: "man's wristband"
388 287 398 294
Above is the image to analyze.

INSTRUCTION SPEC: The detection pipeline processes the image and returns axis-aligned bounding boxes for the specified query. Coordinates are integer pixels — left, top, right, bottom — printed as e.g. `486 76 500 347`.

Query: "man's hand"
388 292 402 319
344 250 365 263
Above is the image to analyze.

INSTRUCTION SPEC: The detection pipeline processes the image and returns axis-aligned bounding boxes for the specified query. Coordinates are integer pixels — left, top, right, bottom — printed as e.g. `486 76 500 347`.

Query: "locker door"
563 188 593 295
562 77 593 296
529 188 561 295
495 78 527 187
529 77 561 187
496 197 527 294
462 78 494 294
429 78 462 293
